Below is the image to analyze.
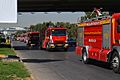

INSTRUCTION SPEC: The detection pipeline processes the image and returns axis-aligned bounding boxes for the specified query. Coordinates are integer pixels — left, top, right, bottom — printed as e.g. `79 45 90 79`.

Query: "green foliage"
0 62 30 80
0 48 30 80
0 48 16 55
80 12 96 22
16 31 26 36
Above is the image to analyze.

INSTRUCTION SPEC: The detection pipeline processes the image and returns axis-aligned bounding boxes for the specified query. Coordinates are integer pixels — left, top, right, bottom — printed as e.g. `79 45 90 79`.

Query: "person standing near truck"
5 36 11 48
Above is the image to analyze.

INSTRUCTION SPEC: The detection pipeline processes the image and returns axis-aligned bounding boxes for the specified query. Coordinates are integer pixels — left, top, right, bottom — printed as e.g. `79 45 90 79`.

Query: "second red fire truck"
41 26 69 51
26 32 40 48
76 11 120 73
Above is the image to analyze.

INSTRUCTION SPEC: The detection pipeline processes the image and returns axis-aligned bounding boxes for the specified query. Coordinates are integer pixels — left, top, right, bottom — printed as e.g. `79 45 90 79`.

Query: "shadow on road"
13 46 40 50
22 59 63 63
13 46 75 52
86 59 112 70
46 46 76 52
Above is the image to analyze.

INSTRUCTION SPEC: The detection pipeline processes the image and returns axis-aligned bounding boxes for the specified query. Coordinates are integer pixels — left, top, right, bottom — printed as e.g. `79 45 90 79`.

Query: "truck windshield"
30 34 39 40
30 34 39 37
52 29 66 36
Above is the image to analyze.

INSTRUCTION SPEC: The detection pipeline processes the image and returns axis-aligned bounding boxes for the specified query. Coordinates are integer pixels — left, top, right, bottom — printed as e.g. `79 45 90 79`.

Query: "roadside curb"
11 48 23 62
12 49 34 80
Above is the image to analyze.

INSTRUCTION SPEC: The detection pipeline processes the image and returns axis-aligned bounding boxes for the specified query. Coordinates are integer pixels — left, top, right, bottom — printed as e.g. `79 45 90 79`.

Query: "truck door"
43 30 50 48
116 18 120 44
100 23 111 61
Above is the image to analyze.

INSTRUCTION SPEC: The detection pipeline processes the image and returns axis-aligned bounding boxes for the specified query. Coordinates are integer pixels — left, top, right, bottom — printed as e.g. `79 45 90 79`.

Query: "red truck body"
42 27 68 51
76 13 120 73
26 32 40 47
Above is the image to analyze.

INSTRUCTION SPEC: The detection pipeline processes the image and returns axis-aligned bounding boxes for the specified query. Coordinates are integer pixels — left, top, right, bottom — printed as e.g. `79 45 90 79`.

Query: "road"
12 41 120 80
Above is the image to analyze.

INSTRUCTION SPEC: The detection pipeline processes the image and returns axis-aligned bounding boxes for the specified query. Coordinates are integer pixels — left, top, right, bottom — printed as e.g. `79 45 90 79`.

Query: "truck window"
30 34 39 37
30 34 39 41
117 18 120 33
117 25 120 33
52 29 66 36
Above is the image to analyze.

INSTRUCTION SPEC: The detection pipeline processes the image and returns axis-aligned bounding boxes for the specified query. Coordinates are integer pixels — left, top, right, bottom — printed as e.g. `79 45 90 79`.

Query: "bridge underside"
18 0 120 12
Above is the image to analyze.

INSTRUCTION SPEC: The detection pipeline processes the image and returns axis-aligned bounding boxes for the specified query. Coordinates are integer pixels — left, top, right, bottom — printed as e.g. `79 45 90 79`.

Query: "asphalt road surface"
12 41 120 80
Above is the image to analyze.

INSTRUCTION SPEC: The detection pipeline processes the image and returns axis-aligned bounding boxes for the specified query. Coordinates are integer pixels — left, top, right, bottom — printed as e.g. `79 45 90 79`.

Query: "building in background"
0 27 26 36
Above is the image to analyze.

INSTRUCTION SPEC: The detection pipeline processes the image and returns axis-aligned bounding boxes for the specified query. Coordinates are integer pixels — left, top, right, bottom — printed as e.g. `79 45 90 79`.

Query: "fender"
108 46 120 63
112 46 120 56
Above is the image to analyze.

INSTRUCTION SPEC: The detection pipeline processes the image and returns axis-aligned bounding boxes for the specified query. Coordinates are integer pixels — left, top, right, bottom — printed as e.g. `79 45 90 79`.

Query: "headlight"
65 44 68 46
50 44 54 46
65 40 68 43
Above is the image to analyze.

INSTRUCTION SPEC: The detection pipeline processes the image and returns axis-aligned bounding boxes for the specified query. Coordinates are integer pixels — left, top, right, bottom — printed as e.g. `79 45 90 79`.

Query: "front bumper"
48 43 69 49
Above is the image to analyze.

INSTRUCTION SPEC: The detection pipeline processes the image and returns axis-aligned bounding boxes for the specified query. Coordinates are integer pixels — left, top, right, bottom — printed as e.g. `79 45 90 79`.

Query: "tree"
80 12 96 22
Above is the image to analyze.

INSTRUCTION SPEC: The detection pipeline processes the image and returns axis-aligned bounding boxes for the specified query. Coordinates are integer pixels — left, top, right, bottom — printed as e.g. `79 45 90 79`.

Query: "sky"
0 0 17 23
0 12 85 29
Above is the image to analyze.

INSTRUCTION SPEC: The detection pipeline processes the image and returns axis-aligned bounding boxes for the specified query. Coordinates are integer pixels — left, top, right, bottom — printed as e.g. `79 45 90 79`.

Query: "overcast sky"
0 0 17 23
0 12 85 29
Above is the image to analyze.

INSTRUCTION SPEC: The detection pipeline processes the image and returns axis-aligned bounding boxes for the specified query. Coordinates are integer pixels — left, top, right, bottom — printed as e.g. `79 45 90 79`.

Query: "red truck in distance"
76 13 120 73
42 26 69 51
26 32 40 48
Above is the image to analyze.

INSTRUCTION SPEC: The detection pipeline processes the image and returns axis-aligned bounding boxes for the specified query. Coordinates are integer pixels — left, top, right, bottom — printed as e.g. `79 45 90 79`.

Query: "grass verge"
0 48 31 80
0 48 16 55
0 62 30 80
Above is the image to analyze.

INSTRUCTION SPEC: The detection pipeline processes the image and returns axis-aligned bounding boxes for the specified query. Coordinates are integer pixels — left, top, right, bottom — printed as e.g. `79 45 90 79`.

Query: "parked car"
67 38 76 47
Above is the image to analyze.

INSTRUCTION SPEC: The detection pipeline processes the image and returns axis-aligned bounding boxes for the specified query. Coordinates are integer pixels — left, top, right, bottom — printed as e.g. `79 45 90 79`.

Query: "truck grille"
54 41 64 44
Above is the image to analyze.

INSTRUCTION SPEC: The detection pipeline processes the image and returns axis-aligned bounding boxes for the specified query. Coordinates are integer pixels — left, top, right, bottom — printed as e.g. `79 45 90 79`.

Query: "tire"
28 46 32 50
82 49 89 64
111 51 120 73
40 46 43 50
27 44 32 50
64 48 68 51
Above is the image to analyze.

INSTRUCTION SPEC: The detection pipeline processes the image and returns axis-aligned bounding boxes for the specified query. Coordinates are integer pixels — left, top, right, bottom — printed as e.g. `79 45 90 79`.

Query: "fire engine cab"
42 26 68 51
76 10 120 73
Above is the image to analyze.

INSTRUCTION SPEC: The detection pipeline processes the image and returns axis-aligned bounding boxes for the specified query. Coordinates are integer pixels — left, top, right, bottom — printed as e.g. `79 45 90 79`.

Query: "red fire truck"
76 12 120 73
26 32 40 48
42 26 69 51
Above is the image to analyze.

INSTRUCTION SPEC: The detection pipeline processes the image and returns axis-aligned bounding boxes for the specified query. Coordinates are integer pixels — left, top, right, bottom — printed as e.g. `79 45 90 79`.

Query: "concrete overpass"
18 0 120 12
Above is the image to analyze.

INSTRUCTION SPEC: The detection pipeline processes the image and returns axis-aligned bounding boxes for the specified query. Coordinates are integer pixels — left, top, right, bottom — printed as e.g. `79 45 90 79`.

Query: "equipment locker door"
102 23 111 49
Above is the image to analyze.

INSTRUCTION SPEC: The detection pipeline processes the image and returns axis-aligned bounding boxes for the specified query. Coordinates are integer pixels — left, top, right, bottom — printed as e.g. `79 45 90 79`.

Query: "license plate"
57 44 62 46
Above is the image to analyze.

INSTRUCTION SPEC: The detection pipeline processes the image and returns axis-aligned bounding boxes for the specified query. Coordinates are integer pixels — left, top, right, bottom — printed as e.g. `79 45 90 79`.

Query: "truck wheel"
64 48 68 51
111 51 120 73
82 49 89 64
28 46 32 50
40 46 43 50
